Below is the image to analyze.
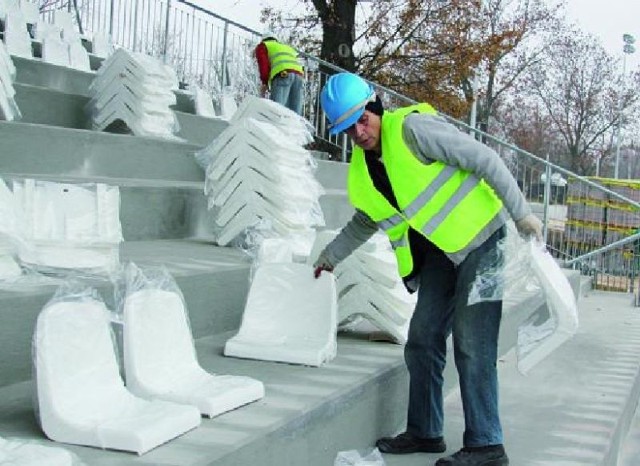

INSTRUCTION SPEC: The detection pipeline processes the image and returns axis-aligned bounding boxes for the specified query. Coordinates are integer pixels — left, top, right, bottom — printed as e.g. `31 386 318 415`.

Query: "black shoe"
375 432 446 454
435 445 509 465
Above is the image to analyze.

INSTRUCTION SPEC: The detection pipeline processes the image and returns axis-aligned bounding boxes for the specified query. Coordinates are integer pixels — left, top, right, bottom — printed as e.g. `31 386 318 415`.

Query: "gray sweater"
322 113 531 267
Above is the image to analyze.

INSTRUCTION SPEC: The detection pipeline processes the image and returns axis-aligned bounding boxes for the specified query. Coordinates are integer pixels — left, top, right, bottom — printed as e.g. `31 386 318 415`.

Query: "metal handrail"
41 0 640 295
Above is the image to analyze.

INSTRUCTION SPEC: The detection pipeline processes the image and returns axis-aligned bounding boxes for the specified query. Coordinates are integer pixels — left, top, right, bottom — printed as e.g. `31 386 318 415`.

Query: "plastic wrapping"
468 225 537 306
87 48 181 140
12 179 122 276
32 281 119 433
224 263 338 366
200 116 324 247
468 225 579 374
334 448 385 466
32 280 201 454
118 262 264 417
0 39 22 121
516 240 579 374
0 436 86 465
308 231 414 344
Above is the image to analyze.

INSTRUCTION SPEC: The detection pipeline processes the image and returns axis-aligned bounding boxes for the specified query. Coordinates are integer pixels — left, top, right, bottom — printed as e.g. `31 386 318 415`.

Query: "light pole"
614 33 636 179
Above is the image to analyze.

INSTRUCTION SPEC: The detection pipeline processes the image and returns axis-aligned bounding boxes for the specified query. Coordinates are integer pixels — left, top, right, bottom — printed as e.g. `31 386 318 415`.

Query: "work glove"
516 214 543 242
313 250 335 279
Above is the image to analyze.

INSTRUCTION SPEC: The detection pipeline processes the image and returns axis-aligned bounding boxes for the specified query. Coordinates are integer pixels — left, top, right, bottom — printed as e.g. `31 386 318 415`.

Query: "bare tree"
524 28 639 175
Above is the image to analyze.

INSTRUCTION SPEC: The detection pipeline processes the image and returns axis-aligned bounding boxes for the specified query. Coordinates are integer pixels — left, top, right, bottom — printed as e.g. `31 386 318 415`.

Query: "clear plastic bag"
32 280 118 431
334 448 385 466
468 223 579 374
0 436 86 465
468 224 539 305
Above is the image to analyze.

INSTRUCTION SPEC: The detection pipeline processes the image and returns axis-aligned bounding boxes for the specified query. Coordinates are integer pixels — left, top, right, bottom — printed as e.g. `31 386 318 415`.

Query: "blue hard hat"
320 73 375 135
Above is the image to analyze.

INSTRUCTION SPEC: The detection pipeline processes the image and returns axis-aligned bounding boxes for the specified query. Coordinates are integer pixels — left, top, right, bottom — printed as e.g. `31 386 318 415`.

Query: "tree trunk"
312 0 357 72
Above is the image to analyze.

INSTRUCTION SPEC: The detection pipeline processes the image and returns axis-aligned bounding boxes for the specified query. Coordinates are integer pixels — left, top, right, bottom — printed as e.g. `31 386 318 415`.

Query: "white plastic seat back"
225 263 337 366
218 86 237 119
193 86 216 117
124 288 265 417
124 289 200 394
4 12 33 58
69 40 90 71
42 35 70 67
90 31 114 58
516 242 579 374
18 0 38 25
34 298 201 454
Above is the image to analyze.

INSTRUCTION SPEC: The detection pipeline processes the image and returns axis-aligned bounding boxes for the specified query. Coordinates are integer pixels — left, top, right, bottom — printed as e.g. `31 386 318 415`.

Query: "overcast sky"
205 0 640 70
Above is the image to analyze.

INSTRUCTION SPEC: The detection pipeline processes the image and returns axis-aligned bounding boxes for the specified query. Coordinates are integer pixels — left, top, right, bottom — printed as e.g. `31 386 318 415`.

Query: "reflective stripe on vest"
264 41 303 85
347 103 503 277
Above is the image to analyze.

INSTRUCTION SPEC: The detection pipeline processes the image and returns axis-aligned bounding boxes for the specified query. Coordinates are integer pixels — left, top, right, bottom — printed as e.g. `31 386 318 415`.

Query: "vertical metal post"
614 53 627 179
341 134 348 163
132 0 139 52
220 21 229 93
108 0 115 38
163 0 172 64
542 156 551 244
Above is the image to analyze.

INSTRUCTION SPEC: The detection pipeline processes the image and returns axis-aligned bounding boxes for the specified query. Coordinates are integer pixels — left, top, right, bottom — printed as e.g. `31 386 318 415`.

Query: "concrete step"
12 55 201 113
0 331 409 466
0 121 204 182
0 239 251 388
0 269 586 466
13 82 228 147
319 188 354 229
380 290 640 466
314 158 349 190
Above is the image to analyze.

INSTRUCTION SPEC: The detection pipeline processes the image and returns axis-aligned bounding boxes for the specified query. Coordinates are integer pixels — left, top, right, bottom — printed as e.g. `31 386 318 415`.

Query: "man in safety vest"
313 73 543 466
254 32 304 115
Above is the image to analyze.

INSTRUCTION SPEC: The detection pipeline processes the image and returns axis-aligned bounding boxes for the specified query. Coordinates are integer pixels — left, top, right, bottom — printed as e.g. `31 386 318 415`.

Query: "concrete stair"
0 49 637 466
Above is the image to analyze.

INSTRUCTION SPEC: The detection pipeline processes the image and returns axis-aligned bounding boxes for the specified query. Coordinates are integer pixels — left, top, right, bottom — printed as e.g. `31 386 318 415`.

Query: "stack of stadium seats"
200 97 324 250
0 40 21 121
86 48 180 139
12 179 123 275
0 178 22 280
2 10 32 58
309 231 415 344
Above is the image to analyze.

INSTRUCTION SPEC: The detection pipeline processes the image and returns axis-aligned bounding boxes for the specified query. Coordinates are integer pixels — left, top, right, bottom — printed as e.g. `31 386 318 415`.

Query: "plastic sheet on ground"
0 436 85 465
224 263 337 366
334 448 385 466
33 282 201 454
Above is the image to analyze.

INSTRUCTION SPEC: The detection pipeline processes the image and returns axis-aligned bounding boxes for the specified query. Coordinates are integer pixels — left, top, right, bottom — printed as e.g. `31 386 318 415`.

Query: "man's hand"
313 251 334 278
516 214 543 242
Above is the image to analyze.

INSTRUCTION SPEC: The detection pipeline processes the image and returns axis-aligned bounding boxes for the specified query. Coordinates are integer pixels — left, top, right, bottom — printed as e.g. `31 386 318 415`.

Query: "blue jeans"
404 227 505 447
270 72 304 115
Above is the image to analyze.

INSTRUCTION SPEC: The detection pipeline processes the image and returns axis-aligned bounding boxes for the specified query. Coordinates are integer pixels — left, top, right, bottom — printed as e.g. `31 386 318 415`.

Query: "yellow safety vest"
263 41 303 86
348 104 504 277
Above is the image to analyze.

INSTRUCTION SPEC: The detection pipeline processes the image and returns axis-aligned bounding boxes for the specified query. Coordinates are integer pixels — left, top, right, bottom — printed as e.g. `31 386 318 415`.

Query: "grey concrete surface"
0 122 205 182
0 240 251 388
374 290 640 466
0 332 410 466
1 287 636 466
13 82 229 147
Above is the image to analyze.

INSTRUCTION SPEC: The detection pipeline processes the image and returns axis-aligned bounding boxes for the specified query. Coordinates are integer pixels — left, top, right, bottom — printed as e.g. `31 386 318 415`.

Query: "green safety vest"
263 41 303 86
347 104 504 277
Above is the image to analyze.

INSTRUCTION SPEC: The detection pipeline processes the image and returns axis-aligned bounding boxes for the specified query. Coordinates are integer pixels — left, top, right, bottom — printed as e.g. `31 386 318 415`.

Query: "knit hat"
365 94 384 117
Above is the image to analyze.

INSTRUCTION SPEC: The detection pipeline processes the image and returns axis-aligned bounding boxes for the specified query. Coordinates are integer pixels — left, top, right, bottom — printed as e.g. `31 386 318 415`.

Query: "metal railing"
41 0 640 300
